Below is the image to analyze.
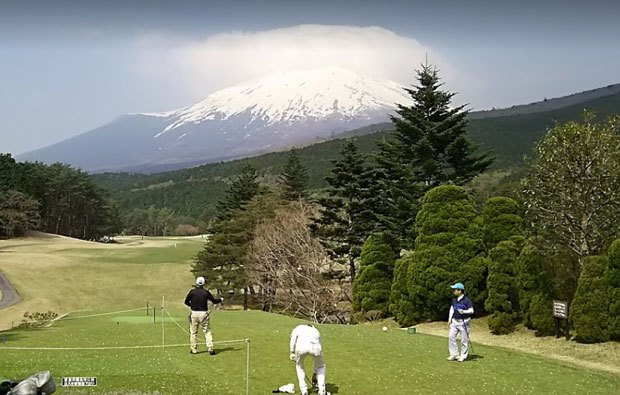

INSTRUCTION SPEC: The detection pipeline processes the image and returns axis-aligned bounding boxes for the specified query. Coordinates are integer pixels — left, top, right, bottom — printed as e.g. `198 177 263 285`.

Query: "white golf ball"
382 326 388 332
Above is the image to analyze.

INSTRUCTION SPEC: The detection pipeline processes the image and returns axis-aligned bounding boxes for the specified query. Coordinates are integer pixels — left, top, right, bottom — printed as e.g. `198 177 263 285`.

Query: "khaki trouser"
190 311 213 352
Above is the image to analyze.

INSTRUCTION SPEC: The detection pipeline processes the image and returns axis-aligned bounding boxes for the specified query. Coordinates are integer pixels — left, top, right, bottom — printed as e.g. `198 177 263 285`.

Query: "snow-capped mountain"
19 68 410 173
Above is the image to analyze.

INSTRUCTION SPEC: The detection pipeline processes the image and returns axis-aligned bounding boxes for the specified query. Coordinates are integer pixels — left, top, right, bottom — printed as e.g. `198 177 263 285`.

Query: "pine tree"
279 149 309 200
217 164 260 220
571 255 610 343
375 64 493 249
311 139 378 281
193 191 284 309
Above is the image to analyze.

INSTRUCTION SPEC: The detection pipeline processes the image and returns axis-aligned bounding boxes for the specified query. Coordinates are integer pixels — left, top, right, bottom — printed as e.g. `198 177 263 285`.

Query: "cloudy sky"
1 0 619 155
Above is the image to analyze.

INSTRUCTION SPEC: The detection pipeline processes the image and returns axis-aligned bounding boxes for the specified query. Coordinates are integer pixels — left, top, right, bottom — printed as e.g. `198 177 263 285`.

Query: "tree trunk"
243 287 248 311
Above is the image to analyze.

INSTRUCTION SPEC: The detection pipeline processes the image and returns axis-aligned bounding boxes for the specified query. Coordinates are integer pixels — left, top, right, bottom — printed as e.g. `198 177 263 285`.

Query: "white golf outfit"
290 324 326 395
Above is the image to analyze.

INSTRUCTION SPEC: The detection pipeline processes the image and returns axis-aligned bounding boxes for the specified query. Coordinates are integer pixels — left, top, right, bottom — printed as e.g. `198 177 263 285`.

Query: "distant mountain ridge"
469 83 620 119
18 68 410 173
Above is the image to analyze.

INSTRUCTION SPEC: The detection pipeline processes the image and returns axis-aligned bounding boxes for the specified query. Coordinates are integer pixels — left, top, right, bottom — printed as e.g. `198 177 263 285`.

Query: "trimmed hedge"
353 235 395 317
399 185 487 323
571 255 610 343
517 243 555 335
482 197 523 249
485 239 522 334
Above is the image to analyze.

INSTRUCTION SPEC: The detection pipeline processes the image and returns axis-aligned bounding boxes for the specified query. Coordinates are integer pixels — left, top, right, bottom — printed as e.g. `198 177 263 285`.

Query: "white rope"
59 307 145 321
164 308 190 335
0 339 249 351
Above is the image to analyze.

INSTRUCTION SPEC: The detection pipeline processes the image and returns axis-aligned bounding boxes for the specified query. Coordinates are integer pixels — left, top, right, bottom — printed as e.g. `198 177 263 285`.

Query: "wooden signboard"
553 300 568 319
553 300 570 340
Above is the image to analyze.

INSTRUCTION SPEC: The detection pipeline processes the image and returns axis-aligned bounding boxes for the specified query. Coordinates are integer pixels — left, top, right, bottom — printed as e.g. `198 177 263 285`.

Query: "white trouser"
295 343 326 394
449 319 470 358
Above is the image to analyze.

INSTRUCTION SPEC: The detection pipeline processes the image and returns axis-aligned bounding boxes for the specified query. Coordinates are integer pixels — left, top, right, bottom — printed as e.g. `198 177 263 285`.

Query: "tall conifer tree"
279 149 309 200
311 139 377 281
375 64 493 248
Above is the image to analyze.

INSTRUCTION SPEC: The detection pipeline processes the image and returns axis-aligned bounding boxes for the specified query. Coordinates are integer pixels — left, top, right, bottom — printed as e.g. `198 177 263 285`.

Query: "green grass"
1 310 620 394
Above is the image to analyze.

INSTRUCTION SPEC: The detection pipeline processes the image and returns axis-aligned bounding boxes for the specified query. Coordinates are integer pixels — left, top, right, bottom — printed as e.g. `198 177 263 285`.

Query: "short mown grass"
2 235 620 394
1 309 620 394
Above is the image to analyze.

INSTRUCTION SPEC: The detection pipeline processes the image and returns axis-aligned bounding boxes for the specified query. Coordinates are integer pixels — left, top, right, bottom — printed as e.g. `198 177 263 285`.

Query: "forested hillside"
90 89 620 227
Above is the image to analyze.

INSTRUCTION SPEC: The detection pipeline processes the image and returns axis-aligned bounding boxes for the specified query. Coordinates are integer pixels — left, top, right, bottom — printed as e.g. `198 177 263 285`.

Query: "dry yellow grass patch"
0 233 204 330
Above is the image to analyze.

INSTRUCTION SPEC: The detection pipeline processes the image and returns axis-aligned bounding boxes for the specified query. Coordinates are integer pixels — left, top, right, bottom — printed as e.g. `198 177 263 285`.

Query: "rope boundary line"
58 307 146 321
0 339 249 351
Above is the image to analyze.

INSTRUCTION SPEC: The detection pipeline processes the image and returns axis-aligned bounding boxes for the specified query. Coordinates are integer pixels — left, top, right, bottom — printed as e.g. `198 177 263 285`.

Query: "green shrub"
485 240 521 334
353 235 395 317
482 197 523 249
403 186 487 323
570 255 610 343
389 256 416 326
517 243 554 334
608 239 620 340
358 233 396 271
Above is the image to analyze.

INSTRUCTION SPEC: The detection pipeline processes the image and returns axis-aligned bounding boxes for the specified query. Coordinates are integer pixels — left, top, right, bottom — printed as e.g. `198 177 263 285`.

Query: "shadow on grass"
467 354 484 361
326 383 339 393
192 347 240 355
0 332 26 343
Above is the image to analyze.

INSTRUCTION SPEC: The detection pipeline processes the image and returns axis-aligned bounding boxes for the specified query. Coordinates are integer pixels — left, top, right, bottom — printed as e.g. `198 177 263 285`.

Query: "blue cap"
450 283 465 290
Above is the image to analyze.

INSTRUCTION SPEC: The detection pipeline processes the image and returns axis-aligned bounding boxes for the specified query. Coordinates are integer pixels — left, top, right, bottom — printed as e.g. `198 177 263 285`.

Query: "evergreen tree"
392 185 487 324
389 255 417 326
517 243 555 335
482 197 523 249
608 239 620 340
279 149 309 200
485 237 524 334
193 191 284 309
217 164 260 220
352 234 396 317
311 139 377 281
375 64 493 248
0 190 40 238
571 255 610 343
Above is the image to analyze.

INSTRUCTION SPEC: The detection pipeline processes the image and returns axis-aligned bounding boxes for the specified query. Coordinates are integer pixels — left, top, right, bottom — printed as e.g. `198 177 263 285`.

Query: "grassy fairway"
1 309 620 394
2 234 620 394
0 234 204 330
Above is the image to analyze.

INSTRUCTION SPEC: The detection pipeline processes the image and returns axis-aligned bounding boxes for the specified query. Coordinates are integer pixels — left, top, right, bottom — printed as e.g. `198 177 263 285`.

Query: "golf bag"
0 371 56 395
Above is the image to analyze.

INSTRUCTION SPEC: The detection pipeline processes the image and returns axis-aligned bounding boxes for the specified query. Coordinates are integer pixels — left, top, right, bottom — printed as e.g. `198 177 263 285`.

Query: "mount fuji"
18 68 410 173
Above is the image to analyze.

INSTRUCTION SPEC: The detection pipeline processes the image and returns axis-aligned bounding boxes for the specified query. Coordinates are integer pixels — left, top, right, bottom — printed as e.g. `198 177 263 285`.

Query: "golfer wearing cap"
447 282 474 362
184 276 223 355
290 324 327 395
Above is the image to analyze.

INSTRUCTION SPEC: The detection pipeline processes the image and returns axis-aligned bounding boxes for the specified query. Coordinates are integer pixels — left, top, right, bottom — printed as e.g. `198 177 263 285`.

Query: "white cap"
196 276 205 286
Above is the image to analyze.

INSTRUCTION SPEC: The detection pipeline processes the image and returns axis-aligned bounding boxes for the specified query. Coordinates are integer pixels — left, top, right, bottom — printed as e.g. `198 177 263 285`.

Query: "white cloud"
132 24 468 107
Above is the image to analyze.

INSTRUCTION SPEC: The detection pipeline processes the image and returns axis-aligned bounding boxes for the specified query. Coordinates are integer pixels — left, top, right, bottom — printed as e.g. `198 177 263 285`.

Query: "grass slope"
2 310 620 394
0 234 202 330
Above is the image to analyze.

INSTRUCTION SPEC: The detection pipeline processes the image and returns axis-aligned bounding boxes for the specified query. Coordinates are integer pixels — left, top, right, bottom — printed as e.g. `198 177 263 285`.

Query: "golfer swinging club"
290 324 327 395
184 276 223 355
447 282 474 362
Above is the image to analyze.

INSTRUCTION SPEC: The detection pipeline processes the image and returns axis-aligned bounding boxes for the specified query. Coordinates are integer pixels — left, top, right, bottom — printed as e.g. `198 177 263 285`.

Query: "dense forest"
0 154 120 239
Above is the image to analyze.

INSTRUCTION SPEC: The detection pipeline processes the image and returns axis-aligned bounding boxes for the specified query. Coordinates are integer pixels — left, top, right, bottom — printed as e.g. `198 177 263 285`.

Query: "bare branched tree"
247 201 349 323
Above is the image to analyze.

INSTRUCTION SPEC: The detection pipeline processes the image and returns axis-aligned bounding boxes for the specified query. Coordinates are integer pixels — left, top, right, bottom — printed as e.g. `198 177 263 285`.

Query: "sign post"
552 300 570 340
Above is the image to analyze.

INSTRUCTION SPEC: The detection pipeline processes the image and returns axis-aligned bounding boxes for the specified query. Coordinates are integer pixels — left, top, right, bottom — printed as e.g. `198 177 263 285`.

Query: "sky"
1 0 619 155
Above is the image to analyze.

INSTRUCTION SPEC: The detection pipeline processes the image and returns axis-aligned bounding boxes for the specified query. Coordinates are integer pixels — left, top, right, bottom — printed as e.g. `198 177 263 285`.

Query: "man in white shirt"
289 324 327 395
447 282 474 362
